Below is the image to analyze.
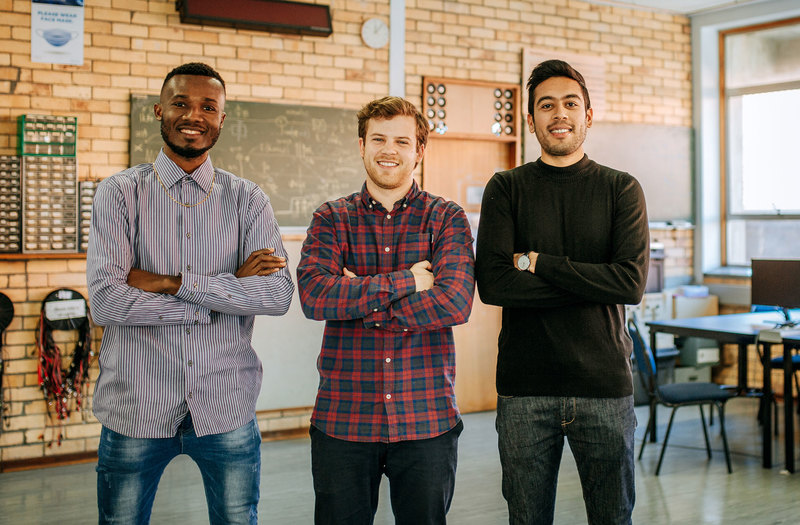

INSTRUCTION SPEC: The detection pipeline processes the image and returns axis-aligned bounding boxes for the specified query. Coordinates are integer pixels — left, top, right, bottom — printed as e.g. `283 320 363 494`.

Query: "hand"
410 260 434 292
529 251 539 273
127 268 181 295
235 248 287 278
343 267 357 278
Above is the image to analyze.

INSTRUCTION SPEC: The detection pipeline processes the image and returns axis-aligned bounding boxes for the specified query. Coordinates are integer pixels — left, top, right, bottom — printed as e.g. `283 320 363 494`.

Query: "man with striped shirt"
297 97 475 525
87 63 294 525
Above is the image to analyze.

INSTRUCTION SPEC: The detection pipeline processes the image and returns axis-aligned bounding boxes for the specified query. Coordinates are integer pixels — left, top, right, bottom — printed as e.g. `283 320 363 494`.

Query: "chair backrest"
751 304 782 313
628 314 657 394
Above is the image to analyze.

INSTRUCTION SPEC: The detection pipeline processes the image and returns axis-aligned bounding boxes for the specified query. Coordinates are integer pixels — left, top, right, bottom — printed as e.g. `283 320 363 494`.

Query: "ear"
154 103 162 121
413 142 425 169
358 137 365 159
220 111 226 129
526 113 534 133
585 107 593 128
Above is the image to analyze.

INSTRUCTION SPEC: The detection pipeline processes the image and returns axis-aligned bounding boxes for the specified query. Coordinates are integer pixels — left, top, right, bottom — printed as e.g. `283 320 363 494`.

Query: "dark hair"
526 59 590 115
357 96 429 150
161 62 226 94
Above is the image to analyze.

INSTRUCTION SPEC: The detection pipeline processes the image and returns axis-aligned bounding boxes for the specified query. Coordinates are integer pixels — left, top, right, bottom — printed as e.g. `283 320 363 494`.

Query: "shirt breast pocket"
401 232 432 267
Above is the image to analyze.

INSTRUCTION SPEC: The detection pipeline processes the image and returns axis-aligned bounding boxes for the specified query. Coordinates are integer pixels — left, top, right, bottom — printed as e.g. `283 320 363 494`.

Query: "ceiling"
589 0 766 15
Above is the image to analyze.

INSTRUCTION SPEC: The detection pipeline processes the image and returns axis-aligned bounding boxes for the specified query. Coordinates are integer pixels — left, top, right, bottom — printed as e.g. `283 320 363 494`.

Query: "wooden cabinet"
421 78 522 413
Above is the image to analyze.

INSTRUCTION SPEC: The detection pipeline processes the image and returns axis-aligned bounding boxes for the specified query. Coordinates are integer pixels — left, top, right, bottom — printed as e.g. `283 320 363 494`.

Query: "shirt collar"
153 149 215 192
359 179 421 211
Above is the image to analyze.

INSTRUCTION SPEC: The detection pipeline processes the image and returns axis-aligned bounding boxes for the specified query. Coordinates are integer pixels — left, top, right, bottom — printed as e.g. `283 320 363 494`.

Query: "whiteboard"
253 238 323 411
524 122 693 222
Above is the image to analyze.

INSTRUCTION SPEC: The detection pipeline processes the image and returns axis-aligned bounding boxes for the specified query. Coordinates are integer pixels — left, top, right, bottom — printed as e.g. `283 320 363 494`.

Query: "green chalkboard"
130 95 365 229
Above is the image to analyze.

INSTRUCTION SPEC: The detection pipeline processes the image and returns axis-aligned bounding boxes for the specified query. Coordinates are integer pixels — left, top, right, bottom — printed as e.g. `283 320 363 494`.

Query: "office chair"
629 314 735 475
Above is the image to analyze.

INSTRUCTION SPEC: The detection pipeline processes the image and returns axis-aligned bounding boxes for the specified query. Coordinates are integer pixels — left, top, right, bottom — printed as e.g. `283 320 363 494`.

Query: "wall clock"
361 18 389 49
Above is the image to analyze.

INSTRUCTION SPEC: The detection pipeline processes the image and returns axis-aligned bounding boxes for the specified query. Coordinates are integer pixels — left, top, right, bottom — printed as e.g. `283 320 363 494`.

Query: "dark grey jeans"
496 395 636 525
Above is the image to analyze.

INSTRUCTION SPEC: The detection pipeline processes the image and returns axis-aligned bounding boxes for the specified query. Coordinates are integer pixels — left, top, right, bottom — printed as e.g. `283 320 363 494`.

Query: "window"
722 19 800 266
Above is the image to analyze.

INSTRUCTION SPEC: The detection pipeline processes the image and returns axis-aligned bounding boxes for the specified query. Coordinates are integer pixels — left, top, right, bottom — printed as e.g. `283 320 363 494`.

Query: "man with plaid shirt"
297 96 475 525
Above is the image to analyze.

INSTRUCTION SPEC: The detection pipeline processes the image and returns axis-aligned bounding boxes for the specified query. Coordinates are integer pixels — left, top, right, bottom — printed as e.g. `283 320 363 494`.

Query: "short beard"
161 121 220 159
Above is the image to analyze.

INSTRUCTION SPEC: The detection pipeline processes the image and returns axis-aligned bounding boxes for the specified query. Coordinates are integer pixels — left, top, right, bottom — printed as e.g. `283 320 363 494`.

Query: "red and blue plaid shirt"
297 181 475 442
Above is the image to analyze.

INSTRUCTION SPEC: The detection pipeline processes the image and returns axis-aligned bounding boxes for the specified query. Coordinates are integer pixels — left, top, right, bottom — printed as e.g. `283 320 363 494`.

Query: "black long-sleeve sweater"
475 155 649 398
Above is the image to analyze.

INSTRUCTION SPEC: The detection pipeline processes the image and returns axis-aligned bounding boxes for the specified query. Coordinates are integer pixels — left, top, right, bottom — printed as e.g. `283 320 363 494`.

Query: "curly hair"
161 62 226 95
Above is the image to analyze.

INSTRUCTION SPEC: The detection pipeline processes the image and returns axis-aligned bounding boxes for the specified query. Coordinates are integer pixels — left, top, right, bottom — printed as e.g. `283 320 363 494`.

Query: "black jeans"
310 420 463 525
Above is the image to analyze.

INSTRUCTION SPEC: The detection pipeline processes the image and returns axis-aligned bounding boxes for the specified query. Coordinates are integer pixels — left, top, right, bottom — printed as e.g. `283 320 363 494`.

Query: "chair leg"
638 412 652 460
794 371 800 415
774 395 780 437
708 402 714 426
699 404 712 459
656 407 679 476
718 402 733 474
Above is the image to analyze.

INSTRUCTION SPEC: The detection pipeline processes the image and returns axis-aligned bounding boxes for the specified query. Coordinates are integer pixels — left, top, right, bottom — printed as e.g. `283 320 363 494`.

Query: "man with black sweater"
475 60 649 524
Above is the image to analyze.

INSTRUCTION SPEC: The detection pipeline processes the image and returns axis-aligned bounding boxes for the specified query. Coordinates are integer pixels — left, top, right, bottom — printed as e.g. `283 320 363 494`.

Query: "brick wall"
0 0 692 465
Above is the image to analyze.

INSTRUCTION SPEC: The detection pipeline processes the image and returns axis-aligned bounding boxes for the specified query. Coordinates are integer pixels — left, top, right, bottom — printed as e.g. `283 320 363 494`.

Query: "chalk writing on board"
130 95 365 228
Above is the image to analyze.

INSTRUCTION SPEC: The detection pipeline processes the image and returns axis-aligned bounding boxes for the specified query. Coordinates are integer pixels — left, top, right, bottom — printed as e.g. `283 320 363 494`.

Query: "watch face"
517 254 530 271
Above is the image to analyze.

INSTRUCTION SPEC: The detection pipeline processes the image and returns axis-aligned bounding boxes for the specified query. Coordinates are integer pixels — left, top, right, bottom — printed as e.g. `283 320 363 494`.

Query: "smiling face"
154 74 226 172
528 76 593 167
359 115 424 203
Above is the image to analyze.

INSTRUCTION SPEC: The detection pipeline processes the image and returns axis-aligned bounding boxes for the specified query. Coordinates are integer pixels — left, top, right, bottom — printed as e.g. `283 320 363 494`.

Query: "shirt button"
385 394 391 400
186 265 191 271
186 328 191 334
193 282 198 288
373 308 378 312
386 214 391 219
375 323 381 327
188 392 193 399
385 358 391 363
186 232 191 238
384 247 390 253
158 315 164 320
188 360 193 367
403 328 408 332
194 319 199 324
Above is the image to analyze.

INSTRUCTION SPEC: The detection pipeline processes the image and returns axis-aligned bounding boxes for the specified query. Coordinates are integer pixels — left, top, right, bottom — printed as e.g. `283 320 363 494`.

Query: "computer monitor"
751 259 800 328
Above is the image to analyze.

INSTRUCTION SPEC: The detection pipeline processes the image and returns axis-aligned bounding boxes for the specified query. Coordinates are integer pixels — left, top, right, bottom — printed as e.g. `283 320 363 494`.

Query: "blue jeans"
496 395 636 525
96 414 261 525
310 421 463 525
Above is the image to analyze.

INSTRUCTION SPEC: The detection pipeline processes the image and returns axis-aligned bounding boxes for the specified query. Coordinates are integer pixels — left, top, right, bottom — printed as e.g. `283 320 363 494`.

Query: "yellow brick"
131 12 168 27
63 421 103 439
0 430 24 447
167 40 204 56
183 29 220 45
93 7 131 23
44 437 88 455
0 443 44 461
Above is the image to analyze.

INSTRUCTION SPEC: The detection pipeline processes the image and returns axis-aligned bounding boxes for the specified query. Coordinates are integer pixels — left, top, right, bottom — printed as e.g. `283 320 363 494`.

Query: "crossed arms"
296 202 475 332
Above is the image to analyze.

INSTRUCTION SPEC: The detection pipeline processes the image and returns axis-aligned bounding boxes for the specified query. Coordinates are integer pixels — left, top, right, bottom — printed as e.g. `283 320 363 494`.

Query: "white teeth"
551 129 570 134
378 161 398 167
181 129 201 135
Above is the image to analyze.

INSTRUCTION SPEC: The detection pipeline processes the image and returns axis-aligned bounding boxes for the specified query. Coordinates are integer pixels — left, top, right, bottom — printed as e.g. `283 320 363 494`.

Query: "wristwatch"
516 252 531 271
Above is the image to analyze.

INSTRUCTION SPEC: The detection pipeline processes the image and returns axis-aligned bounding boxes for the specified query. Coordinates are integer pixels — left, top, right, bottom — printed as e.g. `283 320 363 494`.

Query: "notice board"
130 95 365 229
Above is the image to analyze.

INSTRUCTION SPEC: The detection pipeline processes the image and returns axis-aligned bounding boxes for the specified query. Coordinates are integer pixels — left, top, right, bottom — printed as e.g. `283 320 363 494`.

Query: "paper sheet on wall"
31 0 84 66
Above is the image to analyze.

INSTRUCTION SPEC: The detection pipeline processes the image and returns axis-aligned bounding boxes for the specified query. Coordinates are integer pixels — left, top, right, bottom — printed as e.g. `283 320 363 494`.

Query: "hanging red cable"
35 289 94 447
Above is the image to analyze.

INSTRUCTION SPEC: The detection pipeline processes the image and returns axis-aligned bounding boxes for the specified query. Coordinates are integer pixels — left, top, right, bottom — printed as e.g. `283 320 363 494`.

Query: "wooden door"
421 78 521 413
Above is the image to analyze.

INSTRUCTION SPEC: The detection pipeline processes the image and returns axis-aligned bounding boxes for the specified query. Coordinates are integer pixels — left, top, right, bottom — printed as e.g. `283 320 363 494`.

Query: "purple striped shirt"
87 150 293 438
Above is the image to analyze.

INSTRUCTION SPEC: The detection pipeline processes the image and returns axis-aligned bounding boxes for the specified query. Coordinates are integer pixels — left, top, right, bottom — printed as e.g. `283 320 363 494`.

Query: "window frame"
718 17 800 267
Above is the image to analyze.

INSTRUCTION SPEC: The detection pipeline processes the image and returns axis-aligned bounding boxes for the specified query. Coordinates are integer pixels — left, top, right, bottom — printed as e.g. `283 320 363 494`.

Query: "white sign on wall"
31 0 84 66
